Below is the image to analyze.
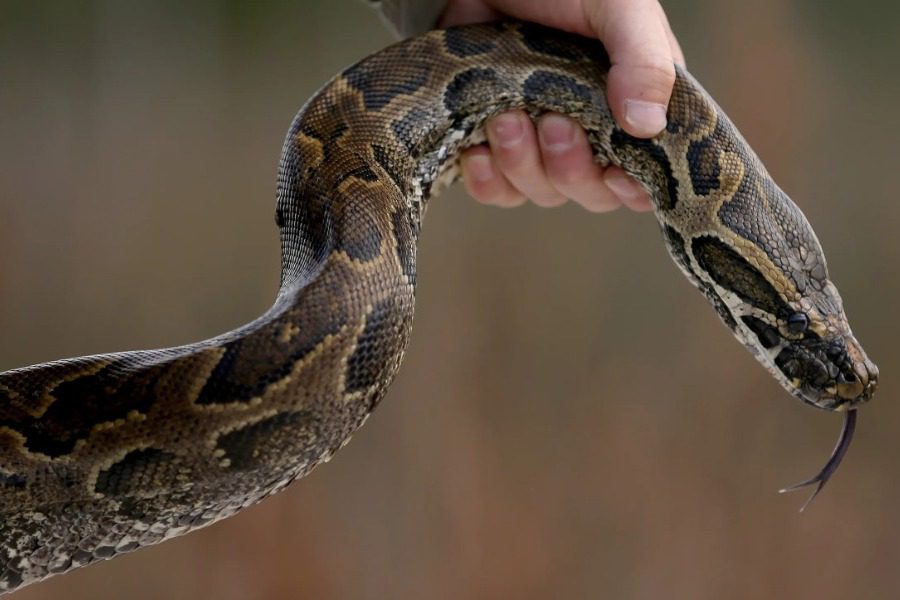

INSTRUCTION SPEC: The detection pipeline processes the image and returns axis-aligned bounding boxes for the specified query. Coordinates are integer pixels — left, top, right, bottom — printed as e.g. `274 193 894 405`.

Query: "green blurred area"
0 1 897 599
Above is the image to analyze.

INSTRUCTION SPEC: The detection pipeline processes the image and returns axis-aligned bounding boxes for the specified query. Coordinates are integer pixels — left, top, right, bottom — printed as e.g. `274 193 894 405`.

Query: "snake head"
737 277 878 411
681 193 878 412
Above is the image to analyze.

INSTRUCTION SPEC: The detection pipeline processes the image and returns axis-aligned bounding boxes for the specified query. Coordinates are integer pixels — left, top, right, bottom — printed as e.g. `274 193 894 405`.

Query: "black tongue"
778 408 857 512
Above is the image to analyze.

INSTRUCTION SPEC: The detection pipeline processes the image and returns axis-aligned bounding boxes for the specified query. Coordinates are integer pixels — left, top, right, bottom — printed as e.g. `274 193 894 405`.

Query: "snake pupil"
786 313 809 334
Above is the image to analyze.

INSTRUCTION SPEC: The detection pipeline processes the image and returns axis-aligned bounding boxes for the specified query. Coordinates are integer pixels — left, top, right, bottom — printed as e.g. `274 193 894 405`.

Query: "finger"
603 166 653 212
537 114 622 213
587 0 677 138
459 145 527 208
485 111 567 208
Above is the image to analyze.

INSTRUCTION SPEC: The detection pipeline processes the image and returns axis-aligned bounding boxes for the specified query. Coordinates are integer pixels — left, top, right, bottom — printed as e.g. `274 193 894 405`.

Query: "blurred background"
0 1 897 598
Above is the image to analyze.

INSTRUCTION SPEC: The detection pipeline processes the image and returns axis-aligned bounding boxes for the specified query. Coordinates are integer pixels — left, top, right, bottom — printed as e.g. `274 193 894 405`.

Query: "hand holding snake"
443 0 685 211
0 14 879 597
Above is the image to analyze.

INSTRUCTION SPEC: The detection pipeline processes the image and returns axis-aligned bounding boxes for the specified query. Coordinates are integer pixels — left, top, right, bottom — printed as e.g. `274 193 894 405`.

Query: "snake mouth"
811 393 853 412
834 359 878 406
805 372 876 411
778 335 878 411
853 377 878 404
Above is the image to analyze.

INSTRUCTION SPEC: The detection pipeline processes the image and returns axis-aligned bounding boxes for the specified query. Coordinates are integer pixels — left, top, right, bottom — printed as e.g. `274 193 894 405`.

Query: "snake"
0 22 879 594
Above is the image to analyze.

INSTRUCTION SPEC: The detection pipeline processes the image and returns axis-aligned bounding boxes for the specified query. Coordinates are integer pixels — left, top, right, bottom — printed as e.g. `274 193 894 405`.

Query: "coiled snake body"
0 22 879 593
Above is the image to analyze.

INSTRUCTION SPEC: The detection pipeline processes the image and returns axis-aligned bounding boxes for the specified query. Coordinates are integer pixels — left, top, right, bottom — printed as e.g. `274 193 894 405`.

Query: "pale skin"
437 0 686 212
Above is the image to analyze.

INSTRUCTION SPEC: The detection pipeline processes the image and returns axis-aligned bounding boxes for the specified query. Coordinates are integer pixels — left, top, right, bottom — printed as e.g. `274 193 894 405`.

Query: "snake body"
0 22 878 593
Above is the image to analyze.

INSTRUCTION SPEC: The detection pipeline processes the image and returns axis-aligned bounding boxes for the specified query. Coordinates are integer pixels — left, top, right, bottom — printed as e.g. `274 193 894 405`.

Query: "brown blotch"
216 412 314 471
95 448 180 497
344 298 409 396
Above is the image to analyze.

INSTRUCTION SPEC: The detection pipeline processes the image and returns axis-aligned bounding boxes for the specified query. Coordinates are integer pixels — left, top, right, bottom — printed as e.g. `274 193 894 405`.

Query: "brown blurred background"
0 1 898 598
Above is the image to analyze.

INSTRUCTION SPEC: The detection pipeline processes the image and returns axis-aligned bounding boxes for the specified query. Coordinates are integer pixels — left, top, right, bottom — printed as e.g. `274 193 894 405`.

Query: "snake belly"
0 22 877 594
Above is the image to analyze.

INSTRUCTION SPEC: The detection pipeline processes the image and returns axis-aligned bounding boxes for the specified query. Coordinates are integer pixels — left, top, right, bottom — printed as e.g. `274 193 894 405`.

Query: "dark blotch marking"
662 226 736 329
741 316 781 349
518 22 609 65
371 144 407 192
95 448 177 497
662 226 692 275
443 26 496 57
298 120 350 170
195 318 340 406
444 68 500 114
686 131 721 196
692 236 790 316
392 208 417 284
611 129 679 210
392 106 431 154
216 412 306 471
337 164 379 184
522 70 593 107
335 203 383 262
0 365 159 457
342 60 429 111
345 298 405 394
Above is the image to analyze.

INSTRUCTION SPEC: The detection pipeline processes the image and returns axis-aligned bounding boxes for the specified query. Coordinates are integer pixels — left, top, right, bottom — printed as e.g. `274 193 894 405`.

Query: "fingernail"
465 154 494 183
489 113 525 148
538 114 576 152
624 100 668 137
605 174 643 199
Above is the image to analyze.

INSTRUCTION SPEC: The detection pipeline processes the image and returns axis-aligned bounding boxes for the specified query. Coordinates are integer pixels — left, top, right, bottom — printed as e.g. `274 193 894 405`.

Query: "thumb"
587 0 677 138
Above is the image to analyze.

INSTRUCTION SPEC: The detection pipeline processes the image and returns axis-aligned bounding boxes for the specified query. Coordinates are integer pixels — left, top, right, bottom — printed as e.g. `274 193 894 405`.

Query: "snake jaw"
768 328 878 411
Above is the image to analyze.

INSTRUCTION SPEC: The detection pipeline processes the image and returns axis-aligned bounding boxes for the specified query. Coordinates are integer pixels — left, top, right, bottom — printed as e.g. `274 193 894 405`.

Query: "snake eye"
786 312 809 334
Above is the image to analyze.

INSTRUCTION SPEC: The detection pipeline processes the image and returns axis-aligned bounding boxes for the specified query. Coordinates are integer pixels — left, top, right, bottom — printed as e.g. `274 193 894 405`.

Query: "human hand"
438 0 685 212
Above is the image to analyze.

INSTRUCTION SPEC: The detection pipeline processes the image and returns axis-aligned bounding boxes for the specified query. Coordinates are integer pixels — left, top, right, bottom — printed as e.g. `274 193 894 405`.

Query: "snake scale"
0 22 879 594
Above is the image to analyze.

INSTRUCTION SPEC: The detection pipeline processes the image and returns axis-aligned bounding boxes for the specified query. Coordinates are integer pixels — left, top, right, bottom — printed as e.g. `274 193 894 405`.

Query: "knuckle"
493 144 528 171
633 54 677 88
